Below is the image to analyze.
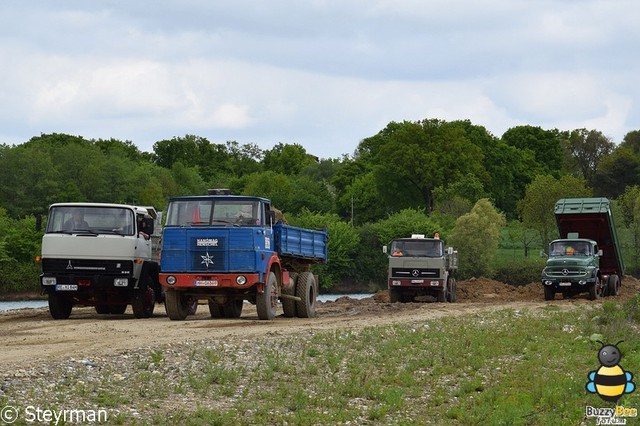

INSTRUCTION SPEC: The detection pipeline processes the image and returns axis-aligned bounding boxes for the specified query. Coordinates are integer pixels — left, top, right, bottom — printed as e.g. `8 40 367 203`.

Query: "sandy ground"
1 277 639 370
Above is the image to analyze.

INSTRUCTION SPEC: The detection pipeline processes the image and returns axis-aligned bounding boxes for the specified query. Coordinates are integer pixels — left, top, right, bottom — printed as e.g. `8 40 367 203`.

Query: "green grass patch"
4 297 640 424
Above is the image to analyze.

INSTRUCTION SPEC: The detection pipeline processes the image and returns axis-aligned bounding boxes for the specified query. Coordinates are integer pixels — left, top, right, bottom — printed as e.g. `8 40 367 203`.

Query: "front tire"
544 286 555 301
165 289 190 320
48 292 72 319
295 272 316 318
256 271 278 320
447 278 457 303
132 280 156 318
588 278 600 301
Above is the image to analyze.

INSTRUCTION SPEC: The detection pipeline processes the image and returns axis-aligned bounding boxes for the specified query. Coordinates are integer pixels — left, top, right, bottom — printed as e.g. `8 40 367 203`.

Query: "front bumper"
388 278 445 289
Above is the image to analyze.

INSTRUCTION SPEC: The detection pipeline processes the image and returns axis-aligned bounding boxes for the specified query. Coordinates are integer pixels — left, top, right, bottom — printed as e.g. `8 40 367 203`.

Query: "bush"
0 261 41 294
492 258 545 285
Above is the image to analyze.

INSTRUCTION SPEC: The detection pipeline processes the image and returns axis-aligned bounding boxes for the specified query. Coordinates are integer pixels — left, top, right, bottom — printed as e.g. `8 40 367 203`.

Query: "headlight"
42 277 57 285
114 278 128 287
166 275 176 285
236 275 247 285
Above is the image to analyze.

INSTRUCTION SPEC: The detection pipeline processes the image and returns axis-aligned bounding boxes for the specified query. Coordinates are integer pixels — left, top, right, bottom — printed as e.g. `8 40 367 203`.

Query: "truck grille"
544 267 587 278
390 268 440 279
41 258 134 275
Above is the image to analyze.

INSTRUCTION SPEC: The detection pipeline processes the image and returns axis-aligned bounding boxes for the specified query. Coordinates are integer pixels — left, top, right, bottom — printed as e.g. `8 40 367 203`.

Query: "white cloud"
0 1 639 157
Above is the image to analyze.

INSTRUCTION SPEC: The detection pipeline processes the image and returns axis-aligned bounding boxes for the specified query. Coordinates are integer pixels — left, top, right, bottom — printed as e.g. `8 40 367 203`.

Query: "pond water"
0 294 374 312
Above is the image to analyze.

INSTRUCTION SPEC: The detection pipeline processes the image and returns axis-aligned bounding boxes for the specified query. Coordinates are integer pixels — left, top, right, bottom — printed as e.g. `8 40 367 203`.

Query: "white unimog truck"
39 203 163 319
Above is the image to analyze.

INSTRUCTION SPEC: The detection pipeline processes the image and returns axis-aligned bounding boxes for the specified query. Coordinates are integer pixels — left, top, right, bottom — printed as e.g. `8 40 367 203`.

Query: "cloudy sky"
1 1 638 159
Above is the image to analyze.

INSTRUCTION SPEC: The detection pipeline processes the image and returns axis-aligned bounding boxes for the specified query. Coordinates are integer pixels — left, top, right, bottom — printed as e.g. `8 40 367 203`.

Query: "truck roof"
168 195 272 204
48 202 157 218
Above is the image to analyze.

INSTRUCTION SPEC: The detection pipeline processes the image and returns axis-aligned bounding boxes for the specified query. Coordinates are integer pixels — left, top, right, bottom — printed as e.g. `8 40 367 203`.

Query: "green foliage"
0 261 40 293
371 208 443 245
289 210 359 289
448 199 506 278
492 257 545 285
518 174 591 250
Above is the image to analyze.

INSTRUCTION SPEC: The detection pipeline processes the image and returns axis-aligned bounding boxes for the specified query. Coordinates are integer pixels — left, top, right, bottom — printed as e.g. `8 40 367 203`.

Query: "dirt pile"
371 275 640 304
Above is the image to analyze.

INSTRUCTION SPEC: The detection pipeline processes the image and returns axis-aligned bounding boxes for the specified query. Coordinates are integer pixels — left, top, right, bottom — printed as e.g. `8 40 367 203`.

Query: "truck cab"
384 234 458 303
159 194 328 320
39 203 162 319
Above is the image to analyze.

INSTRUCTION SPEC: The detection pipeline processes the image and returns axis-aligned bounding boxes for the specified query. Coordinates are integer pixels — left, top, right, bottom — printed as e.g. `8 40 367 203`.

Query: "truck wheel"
224 300 243 318
282 272 298 318
95 304 110 314
208 300 223 318
608 275 621 296
447 278 457 303
257 271 277 320
588 278 600 301
544 286 555 301
187 297 198 315
48 292 72 319
132 283 155 318
110 304 127 314
296 271 316 318
437 284 447 303
165 289 190 320
389 288 400 303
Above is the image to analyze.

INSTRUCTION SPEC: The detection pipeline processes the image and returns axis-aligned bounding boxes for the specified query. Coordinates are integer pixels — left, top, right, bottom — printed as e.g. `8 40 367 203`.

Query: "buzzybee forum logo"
585 341 637 424
586 341 635 402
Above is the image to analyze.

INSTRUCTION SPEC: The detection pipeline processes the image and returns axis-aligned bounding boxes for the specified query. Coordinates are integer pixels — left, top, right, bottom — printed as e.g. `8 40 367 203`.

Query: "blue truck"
159 194 328 320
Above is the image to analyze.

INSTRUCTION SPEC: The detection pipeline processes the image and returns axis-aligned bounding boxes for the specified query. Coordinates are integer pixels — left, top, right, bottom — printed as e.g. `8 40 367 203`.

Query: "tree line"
2 119 640 292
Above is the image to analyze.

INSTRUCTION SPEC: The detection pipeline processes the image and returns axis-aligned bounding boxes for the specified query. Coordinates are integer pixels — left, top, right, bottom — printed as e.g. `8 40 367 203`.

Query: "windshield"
46 206 135 235
390 239 443 257
165 199 262 226
549 241 591 256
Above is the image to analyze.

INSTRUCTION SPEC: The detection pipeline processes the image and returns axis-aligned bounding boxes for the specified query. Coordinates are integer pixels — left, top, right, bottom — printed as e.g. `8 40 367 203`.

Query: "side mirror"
143 217 155 235
597 249 603 256
382 246 388 254
539 250 548 258
36 214 42 232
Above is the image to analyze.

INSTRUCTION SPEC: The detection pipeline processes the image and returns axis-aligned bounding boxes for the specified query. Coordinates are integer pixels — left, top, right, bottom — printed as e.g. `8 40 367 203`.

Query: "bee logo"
586 341 635 403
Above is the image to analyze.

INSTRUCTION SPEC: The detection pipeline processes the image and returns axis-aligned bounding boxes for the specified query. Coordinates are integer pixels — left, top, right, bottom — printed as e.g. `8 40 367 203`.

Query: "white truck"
39 203 163 319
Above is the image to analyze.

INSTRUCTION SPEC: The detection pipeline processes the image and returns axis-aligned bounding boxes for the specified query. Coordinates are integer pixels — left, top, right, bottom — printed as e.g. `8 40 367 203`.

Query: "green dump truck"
541 197 624 301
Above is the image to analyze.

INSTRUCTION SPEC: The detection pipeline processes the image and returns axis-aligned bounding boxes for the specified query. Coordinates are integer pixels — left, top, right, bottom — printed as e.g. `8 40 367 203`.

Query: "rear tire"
223 300 243 318
295 272 316 318
48 292 72 319
544 286 555 301
256 271 277 320
165 289 190 320
608 275 621 296
208 300 224 318
109 304 127 314
282 272 298 318
95 304 110 314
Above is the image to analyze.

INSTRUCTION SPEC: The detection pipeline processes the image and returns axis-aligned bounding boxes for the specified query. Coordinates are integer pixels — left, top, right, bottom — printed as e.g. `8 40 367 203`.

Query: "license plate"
195 280 218 287
559 282 572 287
56 284 78 291
411 279 424 284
